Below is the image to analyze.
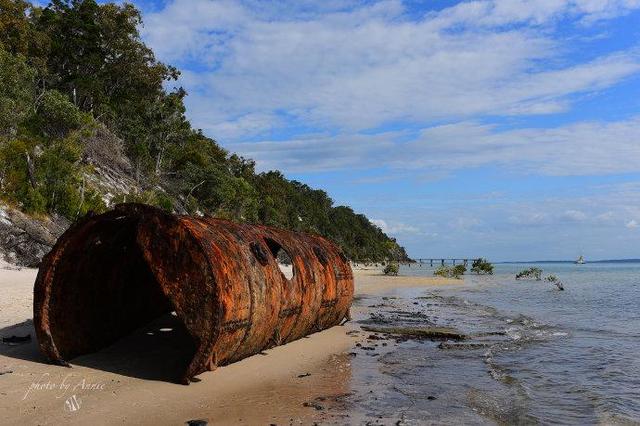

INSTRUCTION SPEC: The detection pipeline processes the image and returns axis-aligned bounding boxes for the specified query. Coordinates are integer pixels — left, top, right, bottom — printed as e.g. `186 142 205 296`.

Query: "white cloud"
360 180 640 259
142 0 640 140
429 0 640 28
452 217 482 230
137 0 640 260
395 116 640 176
370 219 419 234
508 209 591 227
561 209 588 222
508 212 549 226
229 115 640 176
226 131 397 172
595 211 615 224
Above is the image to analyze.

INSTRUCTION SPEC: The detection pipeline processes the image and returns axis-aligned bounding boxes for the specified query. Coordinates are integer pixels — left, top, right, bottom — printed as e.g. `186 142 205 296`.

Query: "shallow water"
335 262 640 425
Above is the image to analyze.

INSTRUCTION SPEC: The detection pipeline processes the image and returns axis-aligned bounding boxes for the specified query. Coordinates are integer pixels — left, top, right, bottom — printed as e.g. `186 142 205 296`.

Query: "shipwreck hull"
33 203 353 383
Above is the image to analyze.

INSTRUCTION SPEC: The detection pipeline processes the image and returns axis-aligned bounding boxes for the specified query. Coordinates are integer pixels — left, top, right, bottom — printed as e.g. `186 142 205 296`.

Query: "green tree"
36 0 181 151
383 262 399 276
434 264 466 279
35 90 85 138
0 48 35 137
545 274 565 291
0 0 49 68
0 0 411 263
471 258 494 275
516 267 543 280
0 0 33 55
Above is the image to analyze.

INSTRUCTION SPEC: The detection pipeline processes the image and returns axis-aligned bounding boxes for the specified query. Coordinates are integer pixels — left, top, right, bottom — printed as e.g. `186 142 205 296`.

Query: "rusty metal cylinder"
33 203 354 383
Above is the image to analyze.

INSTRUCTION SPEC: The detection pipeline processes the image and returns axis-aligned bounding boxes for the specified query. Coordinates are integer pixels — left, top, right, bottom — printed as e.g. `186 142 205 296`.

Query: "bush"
434 264 466 279
36 90 85 139
434 265 449 277
156 192 174 211
0 48 35 136
453 264 466 277
471 258 494 275
516 267 543 281
545 274 565 290
23 185 46 213
383 262 399 276
111 190 167 208
0 134 105 219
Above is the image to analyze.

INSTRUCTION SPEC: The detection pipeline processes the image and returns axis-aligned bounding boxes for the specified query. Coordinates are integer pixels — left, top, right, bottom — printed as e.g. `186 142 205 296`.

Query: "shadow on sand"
0 313 196 383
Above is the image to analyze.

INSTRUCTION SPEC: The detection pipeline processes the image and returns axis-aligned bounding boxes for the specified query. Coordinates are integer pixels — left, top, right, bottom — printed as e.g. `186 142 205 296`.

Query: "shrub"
0 134 106 219
516 267 543 281
471 258 494 275
0 48 35 137
156 192 174 211
112 190 165 208
36 90 85 139
110 189 173 212
383 262 399 276
434 264 466 279
23 185 46 213
545 274 564 290
453 264 467 277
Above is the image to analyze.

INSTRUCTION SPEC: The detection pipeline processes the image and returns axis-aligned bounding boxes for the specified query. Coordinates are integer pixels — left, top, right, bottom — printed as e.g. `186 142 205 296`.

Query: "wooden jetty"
406 258 472 267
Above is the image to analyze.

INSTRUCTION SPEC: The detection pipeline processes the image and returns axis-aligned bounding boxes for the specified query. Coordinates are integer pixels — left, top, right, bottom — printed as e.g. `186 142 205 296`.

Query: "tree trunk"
155 146 165 177
75 176 85 218
24 151 37 189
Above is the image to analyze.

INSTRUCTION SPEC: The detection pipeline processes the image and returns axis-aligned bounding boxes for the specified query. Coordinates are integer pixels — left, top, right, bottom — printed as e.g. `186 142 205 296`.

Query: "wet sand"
353 268 461 294
0 265 460 425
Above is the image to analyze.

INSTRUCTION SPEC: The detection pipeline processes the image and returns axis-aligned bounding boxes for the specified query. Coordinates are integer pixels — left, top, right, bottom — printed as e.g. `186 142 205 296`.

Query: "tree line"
0 0 409 261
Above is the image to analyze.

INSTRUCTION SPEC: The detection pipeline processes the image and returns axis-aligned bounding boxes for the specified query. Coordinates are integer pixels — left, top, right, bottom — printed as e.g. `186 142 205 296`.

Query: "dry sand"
0 266 461 425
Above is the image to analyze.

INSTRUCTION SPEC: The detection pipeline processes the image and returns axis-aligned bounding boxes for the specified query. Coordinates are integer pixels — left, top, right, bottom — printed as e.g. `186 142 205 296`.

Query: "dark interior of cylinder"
47 216 196 373
264 237 294 280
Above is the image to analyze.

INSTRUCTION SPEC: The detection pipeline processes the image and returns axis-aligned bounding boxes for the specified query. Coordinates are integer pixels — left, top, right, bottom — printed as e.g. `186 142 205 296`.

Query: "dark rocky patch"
361 325 465 341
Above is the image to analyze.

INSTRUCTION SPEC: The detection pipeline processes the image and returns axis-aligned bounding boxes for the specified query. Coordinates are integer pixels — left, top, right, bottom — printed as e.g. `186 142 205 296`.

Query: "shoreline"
0 265 462 425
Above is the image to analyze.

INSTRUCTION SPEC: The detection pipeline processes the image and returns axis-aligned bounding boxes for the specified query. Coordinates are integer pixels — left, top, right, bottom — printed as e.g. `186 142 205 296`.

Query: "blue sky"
133 0 640 261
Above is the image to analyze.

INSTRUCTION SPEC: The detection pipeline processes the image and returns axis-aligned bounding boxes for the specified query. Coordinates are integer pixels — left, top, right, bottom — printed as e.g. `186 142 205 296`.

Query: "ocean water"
345 262 640 425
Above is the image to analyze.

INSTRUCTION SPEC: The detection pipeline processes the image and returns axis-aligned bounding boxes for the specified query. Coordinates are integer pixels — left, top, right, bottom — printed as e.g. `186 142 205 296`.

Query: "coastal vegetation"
516 267 543 280
471 258 494 275
516 267 564 290
383 262 400 276
545 275 565 291
0 0 408 262
434 264 466 279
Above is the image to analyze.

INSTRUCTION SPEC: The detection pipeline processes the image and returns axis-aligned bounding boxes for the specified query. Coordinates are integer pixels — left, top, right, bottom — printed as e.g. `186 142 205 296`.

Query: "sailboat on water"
575 255 585 264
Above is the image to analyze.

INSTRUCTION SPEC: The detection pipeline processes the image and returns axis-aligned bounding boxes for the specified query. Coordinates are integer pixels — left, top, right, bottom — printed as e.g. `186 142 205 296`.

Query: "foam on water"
339 262 640 424
432 262 640 423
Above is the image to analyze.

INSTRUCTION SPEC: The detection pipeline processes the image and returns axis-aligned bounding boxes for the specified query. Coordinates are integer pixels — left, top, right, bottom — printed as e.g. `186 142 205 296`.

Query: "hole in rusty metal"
313 246 329 266
250 241 270 266
264 237 294 280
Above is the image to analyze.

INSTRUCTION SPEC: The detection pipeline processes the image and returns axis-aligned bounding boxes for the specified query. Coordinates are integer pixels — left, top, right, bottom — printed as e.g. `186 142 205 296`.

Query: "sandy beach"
0 264 460 425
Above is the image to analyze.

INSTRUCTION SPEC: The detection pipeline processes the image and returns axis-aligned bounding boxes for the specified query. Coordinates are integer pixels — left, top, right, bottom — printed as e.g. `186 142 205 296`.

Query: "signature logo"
64 395 82 412
23 372 106 412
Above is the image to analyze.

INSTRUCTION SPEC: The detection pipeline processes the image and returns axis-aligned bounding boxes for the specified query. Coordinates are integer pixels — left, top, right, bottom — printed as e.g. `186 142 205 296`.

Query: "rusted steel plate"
33 203 354 383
